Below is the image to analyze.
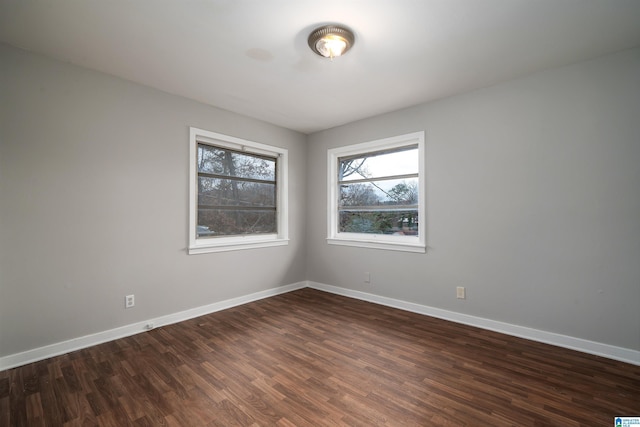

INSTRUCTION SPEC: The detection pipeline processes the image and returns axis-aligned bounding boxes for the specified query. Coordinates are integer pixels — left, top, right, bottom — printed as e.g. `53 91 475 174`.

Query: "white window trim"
188 127 289 254
327 131 425 253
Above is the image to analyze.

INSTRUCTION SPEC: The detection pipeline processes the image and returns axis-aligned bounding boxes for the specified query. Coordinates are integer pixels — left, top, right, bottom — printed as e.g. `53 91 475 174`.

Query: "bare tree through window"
337 145 419 235
197 144 277 237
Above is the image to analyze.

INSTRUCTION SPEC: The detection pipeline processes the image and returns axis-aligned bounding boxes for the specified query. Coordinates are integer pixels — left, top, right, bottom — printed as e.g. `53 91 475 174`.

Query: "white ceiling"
1 0 640 134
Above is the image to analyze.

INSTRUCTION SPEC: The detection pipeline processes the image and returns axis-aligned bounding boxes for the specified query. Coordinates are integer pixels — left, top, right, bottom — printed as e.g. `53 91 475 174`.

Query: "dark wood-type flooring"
1 288 639 426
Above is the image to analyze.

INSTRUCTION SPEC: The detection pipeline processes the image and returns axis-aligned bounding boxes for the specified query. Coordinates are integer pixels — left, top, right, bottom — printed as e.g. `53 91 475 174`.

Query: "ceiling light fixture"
308 25 355 60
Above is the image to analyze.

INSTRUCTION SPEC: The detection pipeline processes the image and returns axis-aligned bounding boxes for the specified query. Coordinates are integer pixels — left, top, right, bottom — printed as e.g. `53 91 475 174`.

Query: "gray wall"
307 48 640 351
0 44 307 357
1 42 639 360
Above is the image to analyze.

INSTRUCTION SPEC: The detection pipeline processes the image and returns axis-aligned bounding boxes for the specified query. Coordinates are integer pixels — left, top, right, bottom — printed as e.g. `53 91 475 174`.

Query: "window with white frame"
327 132 425 253
189 127 288 254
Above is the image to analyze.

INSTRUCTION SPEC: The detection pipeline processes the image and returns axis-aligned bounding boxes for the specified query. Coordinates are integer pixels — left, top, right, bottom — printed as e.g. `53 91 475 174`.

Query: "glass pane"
339 210 419 235
340 178 418 207
199 177 275 207
339 146 418 181
198 144 276 181
197 209 276 237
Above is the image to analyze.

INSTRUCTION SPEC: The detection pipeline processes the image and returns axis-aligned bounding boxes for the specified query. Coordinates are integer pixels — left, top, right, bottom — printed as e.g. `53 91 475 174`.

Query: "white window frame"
327 131 425 253
189 127 288 254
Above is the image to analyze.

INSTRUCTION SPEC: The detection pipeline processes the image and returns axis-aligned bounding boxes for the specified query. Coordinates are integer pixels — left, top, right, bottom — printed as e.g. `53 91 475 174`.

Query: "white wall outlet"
125 294 135 308
456 287 466 299
364 272 371 284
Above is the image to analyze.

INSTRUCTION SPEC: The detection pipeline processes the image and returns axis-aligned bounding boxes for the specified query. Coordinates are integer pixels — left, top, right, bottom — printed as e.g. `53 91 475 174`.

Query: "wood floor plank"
8 369 28 427
1 288 639 426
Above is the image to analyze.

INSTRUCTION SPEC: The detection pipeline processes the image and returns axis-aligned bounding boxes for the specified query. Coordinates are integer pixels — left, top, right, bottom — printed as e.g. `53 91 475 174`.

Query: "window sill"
189 236 289 254
327 236 425 253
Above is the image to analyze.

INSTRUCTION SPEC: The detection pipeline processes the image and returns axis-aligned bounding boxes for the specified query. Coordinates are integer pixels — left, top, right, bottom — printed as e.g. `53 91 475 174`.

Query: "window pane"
339 146 418 181
340 178 418 207
198 144 276 181
199 177 275 207
339 210 419 235
197 209 276 236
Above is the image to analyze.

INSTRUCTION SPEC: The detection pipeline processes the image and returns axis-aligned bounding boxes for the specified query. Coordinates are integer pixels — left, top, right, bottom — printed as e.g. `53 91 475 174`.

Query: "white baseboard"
0 282 307 371
308 281 640 366
3 280 637 371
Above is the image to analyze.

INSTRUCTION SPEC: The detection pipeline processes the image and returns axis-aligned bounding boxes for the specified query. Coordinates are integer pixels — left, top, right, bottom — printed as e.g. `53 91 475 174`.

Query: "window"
189 127 288 254
327 132 425 253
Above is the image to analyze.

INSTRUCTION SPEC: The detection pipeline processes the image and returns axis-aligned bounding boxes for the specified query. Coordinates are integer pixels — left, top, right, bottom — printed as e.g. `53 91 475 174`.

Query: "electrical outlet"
364 272 371 283
456 287 466 299
125 294 135 308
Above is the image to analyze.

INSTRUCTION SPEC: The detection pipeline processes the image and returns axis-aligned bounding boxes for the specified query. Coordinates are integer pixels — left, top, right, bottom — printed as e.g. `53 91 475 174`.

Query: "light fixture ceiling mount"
308 24 355 59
